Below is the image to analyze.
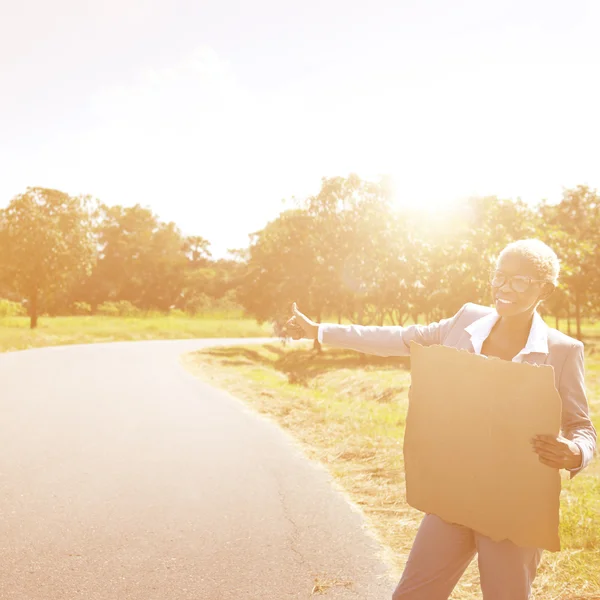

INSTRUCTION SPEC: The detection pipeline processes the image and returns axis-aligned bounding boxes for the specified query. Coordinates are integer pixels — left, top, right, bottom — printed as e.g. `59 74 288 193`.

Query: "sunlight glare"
384 172 465 216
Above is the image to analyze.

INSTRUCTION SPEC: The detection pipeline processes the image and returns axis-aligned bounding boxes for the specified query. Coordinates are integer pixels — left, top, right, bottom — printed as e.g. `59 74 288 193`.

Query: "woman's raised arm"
285 302 468 357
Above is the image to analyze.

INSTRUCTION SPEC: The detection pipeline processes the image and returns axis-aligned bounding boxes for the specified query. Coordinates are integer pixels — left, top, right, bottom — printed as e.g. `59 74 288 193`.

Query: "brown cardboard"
404 342 562 551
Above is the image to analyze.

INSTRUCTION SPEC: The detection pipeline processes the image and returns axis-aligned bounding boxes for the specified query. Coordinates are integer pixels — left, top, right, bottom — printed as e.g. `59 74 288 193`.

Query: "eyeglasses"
490 271 547 293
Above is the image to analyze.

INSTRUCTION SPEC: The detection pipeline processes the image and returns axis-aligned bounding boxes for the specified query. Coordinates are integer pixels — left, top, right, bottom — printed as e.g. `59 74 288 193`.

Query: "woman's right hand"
285 303 319 340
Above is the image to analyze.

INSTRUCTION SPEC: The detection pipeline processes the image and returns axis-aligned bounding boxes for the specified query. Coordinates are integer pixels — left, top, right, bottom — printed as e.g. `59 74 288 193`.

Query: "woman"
285 238 597 600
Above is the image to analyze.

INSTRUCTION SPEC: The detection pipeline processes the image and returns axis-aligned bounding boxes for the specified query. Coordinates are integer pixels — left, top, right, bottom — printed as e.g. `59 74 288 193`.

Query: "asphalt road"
0 339 396 599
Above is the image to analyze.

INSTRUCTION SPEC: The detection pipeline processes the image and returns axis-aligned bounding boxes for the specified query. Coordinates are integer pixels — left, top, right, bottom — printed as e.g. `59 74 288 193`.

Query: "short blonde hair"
497 239 560 286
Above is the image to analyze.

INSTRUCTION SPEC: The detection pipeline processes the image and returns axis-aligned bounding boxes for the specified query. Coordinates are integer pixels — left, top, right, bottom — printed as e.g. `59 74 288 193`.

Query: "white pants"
392 514 543 600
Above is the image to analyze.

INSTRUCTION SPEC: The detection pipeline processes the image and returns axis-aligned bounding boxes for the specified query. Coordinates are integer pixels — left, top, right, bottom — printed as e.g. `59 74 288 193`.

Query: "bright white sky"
1 0 599 257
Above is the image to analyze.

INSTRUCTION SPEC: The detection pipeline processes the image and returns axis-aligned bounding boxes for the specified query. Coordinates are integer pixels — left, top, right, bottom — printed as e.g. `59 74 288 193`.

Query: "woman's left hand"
531 434 582 470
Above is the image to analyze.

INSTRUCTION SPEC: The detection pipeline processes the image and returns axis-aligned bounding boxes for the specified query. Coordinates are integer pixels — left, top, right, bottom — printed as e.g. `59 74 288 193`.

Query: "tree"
183 235 212 265
304 174 397 324
178 235 215 314
237 208 318 324
0 188 97 328
537 186 600 339
85 204 189 312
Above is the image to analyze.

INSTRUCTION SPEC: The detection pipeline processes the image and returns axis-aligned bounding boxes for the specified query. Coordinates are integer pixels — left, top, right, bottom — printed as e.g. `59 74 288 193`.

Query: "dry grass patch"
311 574 354 595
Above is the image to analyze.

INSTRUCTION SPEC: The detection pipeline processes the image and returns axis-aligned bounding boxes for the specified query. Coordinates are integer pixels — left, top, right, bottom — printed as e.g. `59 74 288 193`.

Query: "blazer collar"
464 309 549 357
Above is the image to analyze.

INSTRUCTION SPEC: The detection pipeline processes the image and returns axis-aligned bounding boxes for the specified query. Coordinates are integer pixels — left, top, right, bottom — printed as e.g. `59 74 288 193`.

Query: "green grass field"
183 342 600 600
0 314 272 354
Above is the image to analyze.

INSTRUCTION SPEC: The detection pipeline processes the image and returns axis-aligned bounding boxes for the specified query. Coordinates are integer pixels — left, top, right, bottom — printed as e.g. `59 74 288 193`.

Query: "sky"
1 0 599 257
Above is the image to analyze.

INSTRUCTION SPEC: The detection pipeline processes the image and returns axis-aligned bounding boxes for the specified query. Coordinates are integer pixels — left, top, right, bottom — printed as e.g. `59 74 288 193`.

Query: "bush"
181 290 243 317
115 301 142 317
0 298 26 317
182 292 211 316
72 301 92 315
97 300 142 317
97 302 120 317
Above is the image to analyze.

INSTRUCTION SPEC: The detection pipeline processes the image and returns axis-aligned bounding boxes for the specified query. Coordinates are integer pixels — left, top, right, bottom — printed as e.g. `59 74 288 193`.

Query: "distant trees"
0 191 223 326
1 179 598 339
537 186 600 339
236 176 600 340
80 204 189 312
238 208 318 325
75 204 228 316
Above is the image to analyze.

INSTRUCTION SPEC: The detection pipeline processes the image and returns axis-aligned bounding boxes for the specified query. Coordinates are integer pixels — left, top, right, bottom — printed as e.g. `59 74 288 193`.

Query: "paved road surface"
0 339 396 599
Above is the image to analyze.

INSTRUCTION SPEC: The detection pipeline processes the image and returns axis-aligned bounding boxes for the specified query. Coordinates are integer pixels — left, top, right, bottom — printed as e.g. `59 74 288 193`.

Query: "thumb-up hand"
285 303 318 340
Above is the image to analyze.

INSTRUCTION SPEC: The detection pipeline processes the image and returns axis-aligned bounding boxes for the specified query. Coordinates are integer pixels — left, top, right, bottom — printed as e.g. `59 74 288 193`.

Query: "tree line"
1 181 598 338
0 188 241 327
239 175 600 340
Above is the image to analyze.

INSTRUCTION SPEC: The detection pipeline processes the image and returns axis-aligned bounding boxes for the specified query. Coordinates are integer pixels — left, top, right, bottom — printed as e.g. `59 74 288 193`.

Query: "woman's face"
492 251 553 317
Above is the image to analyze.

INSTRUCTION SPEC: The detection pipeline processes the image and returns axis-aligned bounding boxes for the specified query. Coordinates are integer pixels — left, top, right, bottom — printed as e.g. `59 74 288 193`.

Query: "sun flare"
384 172 464 216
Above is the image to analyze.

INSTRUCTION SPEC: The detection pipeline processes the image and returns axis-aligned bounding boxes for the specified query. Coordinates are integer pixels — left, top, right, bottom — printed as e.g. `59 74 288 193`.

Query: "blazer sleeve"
317 303 468 357
559 342 597 478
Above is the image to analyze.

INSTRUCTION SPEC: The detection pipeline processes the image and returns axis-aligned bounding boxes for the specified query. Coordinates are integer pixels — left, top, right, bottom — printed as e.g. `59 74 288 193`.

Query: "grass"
182 341 600 600
0 314 272 353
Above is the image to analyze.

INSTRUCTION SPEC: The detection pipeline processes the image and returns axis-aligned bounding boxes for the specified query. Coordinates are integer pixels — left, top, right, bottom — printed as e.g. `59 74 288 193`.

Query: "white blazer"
318 302 597 478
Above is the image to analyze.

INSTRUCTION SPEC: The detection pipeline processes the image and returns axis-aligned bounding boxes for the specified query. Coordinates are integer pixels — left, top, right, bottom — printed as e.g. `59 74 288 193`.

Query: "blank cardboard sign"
404 342 562 551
